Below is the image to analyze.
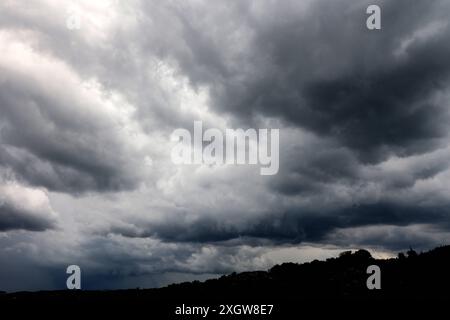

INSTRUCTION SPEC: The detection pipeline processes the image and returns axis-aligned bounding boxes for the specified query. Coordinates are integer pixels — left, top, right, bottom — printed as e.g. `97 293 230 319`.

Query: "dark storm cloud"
271 138 360 196
270 131 450 197
326 223 450 252
300 39 450 161
114 0 450 254
137 0 450 252
150 0 450 161
0 201 56 231
0 59 143 193
109 202 450 250
0 182 57 232
0 144 137 194
2 0 450 292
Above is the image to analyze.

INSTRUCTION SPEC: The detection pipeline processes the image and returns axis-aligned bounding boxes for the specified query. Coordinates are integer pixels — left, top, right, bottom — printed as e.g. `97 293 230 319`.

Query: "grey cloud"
0 51 144 193
271 135 361 196
325 224 450 252
0 201 56 232
145 0 450 161
64 0 450 251
1 0 450 292
0 182 57 232
103 203 431 243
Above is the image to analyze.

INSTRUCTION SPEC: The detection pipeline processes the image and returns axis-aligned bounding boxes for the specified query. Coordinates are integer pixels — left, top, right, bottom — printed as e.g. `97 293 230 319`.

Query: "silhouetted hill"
2 246 450 318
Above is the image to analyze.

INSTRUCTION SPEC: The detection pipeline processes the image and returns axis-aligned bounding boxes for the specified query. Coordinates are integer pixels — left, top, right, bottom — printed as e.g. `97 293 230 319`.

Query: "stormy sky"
1 0 450 291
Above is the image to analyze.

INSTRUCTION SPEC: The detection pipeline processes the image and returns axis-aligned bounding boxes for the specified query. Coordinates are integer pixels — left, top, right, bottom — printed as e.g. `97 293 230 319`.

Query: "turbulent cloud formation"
1 0 450 291
0 182 57 231
0 30 148 193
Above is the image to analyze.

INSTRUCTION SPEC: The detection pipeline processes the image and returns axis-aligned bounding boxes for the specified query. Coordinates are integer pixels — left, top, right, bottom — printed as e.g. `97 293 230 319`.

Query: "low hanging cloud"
0 182 58 231
0 30 146 193
143 0 450 161
1 0 450 291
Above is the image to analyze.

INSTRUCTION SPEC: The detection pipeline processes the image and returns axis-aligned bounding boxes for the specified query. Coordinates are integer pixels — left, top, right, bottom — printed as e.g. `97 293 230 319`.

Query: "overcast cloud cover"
1 0 450 291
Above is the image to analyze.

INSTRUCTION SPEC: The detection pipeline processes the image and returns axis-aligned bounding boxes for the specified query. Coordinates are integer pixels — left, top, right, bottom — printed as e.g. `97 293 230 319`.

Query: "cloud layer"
0 182 57 231
1 0 450 291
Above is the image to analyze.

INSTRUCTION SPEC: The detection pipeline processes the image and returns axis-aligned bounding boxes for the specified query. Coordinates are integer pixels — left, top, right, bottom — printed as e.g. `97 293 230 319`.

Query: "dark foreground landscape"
2 246 450 318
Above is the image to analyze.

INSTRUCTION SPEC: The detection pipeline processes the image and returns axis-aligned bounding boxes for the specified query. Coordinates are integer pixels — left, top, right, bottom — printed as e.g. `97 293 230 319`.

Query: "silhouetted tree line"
1 245 450 317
